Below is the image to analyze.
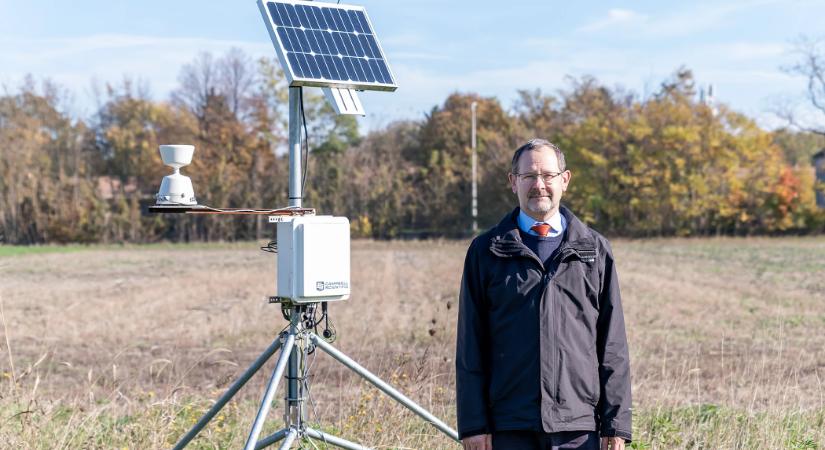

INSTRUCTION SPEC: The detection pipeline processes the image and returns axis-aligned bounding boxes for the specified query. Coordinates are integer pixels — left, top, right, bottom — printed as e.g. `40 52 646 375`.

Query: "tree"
0 77 98 243
784 36 825 135
411 93 514 235
339 120 421 238
771 127 825 165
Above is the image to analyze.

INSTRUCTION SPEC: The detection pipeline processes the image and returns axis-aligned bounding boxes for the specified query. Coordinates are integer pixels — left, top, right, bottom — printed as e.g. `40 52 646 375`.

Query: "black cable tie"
285 375 308 382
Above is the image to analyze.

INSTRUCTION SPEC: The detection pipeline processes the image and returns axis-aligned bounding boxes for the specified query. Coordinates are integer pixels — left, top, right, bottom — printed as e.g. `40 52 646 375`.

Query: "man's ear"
508 173 517 194
561 170 571 192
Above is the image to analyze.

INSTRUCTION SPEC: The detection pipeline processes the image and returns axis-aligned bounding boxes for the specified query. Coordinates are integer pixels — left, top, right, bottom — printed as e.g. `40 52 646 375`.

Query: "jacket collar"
489 206 598 263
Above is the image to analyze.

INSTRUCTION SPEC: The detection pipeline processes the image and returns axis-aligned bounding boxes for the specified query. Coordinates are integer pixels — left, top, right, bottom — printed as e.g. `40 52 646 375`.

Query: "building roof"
96 176 139 200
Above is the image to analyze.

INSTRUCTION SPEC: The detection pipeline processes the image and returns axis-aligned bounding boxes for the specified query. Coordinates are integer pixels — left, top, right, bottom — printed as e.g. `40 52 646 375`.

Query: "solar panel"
257 0 397 92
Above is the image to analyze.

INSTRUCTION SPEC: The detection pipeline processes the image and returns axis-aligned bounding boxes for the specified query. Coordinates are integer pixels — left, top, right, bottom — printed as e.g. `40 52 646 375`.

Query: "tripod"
172 304 459 449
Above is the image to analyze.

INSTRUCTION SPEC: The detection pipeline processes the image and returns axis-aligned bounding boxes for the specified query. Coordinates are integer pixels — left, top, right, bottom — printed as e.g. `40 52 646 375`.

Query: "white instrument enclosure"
276 216 350 303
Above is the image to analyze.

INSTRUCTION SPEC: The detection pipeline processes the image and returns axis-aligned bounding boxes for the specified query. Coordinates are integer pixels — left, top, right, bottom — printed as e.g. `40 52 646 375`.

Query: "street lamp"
471 101 478 234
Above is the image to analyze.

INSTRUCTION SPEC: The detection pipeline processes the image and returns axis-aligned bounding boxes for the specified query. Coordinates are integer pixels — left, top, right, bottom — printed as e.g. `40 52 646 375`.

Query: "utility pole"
471 101 478 234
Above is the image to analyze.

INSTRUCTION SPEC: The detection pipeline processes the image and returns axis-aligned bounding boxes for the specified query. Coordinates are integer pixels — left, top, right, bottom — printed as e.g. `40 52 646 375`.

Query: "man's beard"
528 191 554 214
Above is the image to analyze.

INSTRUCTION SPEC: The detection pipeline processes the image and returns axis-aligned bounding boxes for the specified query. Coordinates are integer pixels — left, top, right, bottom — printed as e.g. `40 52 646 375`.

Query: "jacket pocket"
558 348 600 410
589 358 600 406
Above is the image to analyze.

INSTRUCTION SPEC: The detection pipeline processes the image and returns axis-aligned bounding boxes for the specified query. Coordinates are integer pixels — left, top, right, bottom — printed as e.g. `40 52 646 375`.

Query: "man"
456 139 632 450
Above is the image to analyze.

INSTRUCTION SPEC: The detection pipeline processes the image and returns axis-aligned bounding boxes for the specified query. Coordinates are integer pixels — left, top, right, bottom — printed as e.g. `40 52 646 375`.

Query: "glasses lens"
519 172 559 183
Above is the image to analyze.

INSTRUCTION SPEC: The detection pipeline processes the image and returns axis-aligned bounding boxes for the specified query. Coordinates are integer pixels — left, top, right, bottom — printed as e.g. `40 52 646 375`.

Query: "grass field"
1 238 824 449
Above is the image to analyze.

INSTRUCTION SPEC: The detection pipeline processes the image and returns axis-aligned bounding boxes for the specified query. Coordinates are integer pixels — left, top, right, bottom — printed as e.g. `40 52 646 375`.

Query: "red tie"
530 223 551 237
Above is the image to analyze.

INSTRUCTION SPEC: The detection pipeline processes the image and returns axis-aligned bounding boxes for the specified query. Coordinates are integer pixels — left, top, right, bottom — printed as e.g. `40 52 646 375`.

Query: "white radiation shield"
156 144 197 205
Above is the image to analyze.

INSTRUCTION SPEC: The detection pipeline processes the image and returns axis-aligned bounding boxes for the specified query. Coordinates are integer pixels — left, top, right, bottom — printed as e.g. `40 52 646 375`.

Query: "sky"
1 0 824 132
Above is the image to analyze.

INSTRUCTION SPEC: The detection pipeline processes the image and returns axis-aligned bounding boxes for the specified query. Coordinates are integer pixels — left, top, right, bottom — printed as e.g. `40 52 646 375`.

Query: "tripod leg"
309 333 460 442
244 332 296 450
305 427 372 450
277 427 299 450
173 337 284 450
253 427 289 450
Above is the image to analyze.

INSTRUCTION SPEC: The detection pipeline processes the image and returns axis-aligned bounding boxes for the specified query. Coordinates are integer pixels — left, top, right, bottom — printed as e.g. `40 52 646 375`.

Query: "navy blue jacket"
455 207 632 442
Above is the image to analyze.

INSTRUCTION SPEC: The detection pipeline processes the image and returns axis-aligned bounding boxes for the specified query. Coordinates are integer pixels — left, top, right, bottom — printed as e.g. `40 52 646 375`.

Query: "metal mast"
471 101 478 234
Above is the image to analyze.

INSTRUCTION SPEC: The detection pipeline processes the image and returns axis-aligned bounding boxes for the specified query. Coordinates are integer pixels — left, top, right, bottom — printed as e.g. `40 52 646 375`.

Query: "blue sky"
1 0 824 131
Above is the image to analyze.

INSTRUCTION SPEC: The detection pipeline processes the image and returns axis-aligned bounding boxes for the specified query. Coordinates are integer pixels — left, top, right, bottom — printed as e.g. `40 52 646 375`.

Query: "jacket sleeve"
596 239 632 442
455 238 491 439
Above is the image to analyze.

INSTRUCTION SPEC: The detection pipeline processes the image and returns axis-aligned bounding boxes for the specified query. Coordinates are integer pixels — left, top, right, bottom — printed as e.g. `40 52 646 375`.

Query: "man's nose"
530 177 549 188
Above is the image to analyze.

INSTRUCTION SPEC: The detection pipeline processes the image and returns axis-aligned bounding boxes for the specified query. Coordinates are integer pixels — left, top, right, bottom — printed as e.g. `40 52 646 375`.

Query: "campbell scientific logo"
315 281 349 291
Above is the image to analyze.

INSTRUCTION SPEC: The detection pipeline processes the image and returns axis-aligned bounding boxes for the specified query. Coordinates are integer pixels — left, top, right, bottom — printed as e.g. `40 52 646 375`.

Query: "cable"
301 304 332 344
321 302 336 343
151 205 311 214
260 240 278 253
299 87 310 199
302 338 329 448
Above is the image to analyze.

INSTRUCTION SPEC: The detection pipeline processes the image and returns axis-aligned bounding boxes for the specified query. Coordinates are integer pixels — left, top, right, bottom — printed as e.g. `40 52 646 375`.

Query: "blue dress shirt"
517 209 567 237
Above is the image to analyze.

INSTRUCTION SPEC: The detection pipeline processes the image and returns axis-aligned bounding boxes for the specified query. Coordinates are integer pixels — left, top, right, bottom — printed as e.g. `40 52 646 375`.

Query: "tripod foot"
309 333 459 442
172 337 284 450
305 427 371 450
254 427 289 450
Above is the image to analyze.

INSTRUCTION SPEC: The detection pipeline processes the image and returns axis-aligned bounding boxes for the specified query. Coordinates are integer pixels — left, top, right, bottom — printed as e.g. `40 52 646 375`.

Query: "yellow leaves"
628 122 654 141
578 147 608 167
660 125 700 147
351 215 373 239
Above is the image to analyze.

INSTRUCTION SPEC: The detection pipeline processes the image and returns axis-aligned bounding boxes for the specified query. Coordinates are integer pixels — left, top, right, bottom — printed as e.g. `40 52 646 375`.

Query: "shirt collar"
517 209 566 237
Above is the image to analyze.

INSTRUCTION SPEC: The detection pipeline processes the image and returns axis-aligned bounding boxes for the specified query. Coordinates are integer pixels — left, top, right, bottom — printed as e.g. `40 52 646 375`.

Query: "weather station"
148 1 460 449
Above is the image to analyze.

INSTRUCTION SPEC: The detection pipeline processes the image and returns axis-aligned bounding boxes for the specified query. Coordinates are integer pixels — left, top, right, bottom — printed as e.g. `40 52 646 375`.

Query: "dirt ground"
1 237 824 448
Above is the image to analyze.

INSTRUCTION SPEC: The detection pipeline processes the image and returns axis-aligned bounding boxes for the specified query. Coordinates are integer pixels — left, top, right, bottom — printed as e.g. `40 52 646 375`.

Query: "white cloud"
577 0 785 38
578 9 647 33
391 51 450 61
380 33 427 47
0 33 274 115
710 42 788 61
357 35 806 131
522 37 567 50
0 26 807 134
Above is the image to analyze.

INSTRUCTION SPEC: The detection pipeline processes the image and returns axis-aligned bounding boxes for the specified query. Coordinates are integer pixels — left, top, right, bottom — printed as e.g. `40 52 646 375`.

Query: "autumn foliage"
0 51 822 244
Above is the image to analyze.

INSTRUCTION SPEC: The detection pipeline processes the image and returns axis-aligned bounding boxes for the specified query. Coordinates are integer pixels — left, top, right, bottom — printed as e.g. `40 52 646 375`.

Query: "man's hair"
510 139 566 174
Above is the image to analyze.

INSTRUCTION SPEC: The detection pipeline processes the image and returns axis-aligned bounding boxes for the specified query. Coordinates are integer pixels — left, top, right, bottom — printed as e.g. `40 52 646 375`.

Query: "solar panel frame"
257 0 398 92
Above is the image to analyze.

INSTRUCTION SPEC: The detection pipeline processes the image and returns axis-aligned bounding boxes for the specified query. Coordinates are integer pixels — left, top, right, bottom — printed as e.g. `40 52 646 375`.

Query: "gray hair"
510 139 566 174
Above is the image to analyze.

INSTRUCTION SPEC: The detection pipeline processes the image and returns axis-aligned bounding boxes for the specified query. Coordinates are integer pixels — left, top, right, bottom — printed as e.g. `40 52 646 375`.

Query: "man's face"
508 147 572 221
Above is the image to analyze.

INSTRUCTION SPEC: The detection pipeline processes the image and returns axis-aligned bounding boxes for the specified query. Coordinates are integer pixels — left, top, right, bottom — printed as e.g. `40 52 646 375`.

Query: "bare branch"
781 35 825 134
217 47 256 120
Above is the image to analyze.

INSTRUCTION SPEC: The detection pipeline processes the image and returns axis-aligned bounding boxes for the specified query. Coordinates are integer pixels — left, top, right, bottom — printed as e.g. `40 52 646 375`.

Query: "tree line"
1 49 823 244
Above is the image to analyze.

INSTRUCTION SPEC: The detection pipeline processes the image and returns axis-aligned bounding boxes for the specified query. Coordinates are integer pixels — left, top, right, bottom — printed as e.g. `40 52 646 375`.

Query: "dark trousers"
492 430 599 450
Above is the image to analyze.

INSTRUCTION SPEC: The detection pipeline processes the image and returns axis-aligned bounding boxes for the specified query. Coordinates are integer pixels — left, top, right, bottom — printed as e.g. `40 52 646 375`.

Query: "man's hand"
462 433 492 450
601 436 625 450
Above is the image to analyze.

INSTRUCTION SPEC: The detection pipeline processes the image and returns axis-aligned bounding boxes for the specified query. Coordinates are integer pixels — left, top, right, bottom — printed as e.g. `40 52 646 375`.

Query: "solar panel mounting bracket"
322 87 365 115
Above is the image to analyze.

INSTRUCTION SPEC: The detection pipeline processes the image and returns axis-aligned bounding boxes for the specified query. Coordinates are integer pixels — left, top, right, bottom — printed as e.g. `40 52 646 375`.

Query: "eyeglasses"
513 172 564 184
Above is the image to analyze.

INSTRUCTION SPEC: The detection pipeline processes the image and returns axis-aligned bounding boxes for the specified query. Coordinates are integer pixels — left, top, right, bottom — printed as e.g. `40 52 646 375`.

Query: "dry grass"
1 237 824 449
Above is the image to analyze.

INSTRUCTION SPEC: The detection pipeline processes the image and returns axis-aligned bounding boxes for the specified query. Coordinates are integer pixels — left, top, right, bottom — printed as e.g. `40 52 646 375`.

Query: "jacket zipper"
545 247 566 405
540 246 575 407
